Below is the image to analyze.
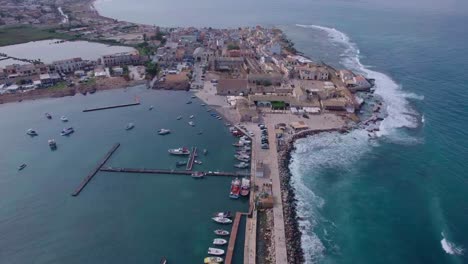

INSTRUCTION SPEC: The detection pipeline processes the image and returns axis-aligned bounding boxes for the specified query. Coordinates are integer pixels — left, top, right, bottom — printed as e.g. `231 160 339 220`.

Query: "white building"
52 58 84 74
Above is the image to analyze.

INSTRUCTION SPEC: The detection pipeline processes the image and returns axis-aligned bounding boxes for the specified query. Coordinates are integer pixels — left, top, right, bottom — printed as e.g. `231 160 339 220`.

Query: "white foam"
441 233 465 256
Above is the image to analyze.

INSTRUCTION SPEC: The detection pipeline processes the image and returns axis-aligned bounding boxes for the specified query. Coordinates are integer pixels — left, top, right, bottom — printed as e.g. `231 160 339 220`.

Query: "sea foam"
441 233 465 256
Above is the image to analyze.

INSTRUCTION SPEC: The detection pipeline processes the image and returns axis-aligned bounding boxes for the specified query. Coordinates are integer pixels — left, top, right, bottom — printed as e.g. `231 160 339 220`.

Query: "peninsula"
0 0 386 263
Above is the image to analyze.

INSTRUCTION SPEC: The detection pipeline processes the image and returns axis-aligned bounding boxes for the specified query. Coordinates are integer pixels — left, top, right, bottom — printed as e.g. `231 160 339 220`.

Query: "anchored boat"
18 163 27 171
212 217 232 224
214 229 230 236
191 171 205 179
26 129 38 136
158 128 171 135
240 178 251 197
60 127 74 136
229 178 241 199
204 256 223 263
125 123 134 130
60 116 68 122
207 247 225 256
48 139 57 149
168 147 190 155
188 121 195 126
45 113 52 119
213 211 231 218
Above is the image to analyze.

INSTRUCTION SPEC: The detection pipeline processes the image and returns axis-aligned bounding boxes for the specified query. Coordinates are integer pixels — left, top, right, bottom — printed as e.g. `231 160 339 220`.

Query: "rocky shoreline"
277 128 350 263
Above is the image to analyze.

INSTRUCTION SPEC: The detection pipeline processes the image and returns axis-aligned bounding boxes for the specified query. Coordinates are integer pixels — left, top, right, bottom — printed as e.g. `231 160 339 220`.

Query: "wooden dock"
99 167 250 177
225 212 243 264
71 143 121 196
83 102 140 112
186 147 197 171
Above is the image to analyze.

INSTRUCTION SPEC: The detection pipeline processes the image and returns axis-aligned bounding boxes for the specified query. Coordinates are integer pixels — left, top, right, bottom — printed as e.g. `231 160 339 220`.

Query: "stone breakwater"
277 128 350 263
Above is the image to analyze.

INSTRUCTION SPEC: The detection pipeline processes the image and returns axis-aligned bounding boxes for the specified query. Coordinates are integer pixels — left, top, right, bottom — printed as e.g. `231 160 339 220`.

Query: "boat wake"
441 233 465 256
290 24 423 263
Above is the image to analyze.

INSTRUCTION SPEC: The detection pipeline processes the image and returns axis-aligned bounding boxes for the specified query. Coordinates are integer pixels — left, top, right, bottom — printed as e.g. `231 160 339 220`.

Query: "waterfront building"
101 52 146 67
52 58 85 74
39 73 61 87
297 65 330 80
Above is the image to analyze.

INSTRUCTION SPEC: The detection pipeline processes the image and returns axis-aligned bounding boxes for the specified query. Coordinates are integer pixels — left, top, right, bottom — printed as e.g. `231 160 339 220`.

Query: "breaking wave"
290 24 423 263
441 233 465 256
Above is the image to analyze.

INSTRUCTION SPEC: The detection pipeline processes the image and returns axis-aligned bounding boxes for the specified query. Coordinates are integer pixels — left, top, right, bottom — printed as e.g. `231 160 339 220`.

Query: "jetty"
71 143 120 196
225 212 244 264
100 167 249 177
83 102 140 112
186 147 197 171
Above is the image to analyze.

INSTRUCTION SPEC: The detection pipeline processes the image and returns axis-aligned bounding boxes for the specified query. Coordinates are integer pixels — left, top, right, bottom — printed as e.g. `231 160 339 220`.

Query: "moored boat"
207 247 225 256
26 129 38 136
194 160 202 165
189 115 195 119
188 121 195 126
168 147 190 155
176 161 187 167
125 123 135 130
158 128 171 135
212 217 232 224
234 162 249 169
177 115 182 120
160 256 167 264
214 229 230 236
48 139 57 149
186 101 192 104
191 171 205 178
240 178 251 197
229 178 241 199
204 256 223 263
213 238 227 245
213 211 231 218
149 105 154 110
45 113 52 119
60 116 68 122
60 127 74 136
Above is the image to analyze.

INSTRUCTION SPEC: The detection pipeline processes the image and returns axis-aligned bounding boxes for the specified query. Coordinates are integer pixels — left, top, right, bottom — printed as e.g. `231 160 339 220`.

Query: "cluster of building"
151 26 374 121
0 0 63 25
0 51 148 94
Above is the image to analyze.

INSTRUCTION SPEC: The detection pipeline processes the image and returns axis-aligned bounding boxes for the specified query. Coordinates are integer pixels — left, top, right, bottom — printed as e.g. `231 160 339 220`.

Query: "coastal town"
0 0 386 264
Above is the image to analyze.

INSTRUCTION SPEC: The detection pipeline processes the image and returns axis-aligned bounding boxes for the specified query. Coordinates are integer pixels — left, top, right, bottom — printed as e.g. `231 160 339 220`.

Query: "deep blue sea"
2 0 467 263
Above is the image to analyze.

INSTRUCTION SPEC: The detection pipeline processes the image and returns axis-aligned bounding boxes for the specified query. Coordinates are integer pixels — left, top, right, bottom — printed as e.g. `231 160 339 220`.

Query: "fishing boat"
177 116 182 120
60 127 74 136
125 123 134 130
234 162 249 169
168 147 190 155
158 128 171 135
189 115 195 119
186 101 192 104
212 217 232 224
204 256 223 263
229 178 241 199
149 105 154 110
201 103 206 106
176 161 187 167
45 113 52 119
240 178 251 197
18 163 27 171
48 139 57 149
188 121 195 126
191 171 205 178
60 116 68 122
194 160 202 165
207 248 225 256
213 238 227 246
213 211 231 218
203 149 208 155
26 129 38 136
214 229 230 236
160 257 167 264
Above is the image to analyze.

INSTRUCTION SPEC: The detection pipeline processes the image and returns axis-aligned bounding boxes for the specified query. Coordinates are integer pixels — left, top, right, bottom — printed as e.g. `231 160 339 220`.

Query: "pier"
71 143 120 196
83 102 140 112
186 147 197 171
100 167 249 177
225 212 244 264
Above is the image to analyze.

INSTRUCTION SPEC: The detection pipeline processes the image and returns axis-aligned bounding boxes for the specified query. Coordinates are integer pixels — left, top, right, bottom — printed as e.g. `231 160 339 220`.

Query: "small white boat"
207 247 225 256
125 123 134 130
60 116 68 122
26 129 38 136
149 105 154 110
188 121 195 126
177 116 182 120
201 103 206 106
212 217 232 224
158 129 171 135
60 127 74 136
213 238 227 245
189 115 195 119
48 139 57 149
194 160 202 165
204 256 223 263
214 229 230 236
191 171 205 178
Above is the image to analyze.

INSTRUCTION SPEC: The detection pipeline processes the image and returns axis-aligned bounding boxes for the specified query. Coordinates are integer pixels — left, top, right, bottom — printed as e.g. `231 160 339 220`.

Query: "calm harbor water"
94 0 468 263
0 87 248 263
0 39 135 67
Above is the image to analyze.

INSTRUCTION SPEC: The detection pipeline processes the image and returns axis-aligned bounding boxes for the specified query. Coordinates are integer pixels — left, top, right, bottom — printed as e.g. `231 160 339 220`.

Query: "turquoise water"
0 87 248 263
94 0 468 263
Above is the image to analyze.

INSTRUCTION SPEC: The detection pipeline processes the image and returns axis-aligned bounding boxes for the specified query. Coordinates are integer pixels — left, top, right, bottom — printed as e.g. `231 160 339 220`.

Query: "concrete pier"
186 147 197 171
83 102 140 112
71 143 120 196
225 212 243 264
100 167 250 177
